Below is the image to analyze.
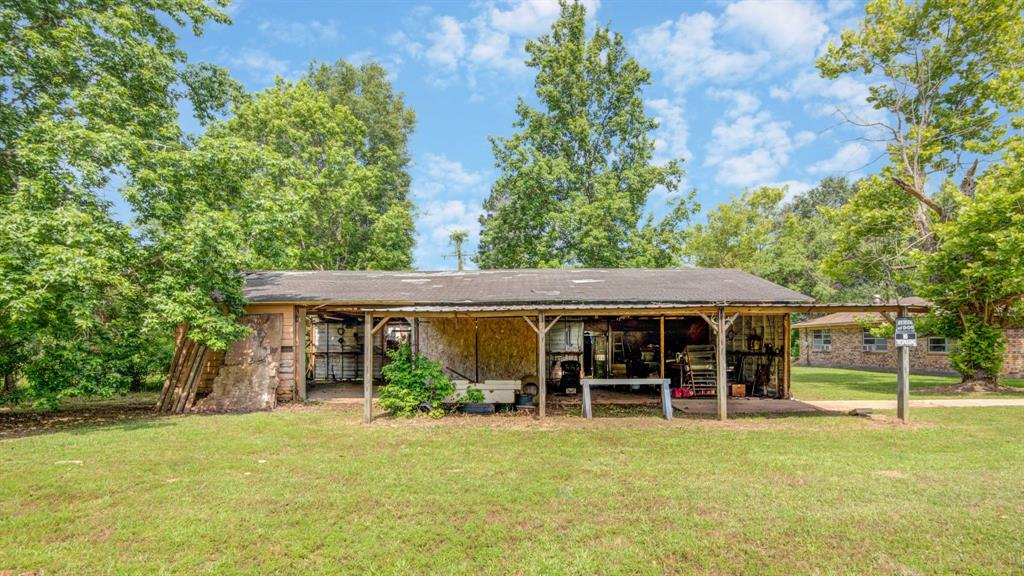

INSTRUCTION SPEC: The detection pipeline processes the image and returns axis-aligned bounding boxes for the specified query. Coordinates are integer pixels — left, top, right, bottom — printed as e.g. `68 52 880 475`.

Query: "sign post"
894 313 914 422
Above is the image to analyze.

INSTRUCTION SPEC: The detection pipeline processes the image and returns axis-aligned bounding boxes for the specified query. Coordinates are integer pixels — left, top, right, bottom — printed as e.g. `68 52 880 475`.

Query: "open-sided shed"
158 268 927 421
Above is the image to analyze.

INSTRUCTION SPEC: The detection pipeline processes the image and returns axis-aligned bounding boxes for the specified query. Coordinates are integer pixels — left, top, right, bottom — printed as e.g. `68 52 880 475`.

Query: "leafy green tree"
307 60 417 208
916 136 1024 382
129 70 416 349
785 177 856 220
684 180 867 301
0 0 235 404
822 175 919 302
684 187 783 271
214 77 415 270
476 1 694 268
819 0 1024 382
818 0 1023 249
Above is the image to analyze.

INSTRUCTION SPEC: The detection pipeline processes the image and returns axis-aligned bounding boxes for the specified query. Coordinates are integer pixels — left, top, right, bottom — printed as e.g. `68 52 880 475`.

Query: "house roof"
793 297 930 329
792 312 884 329
243 268 815 307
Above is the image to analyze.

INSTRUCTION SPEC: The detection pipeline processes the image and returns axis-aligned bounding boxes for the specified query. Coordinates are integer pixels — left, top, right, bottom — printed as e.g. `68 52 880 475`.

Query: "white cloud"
257 19 339 45
808 142 874 175
389 30 424 58
714 149 783 188
410 153 491 268
415 154 485 198
647 98 691 164
468 27 522 72
634 0 833 91
769 71 887 125
489 0 599 36
633 12 769 90
415 200 484 270
770 179 815 202
225 49 290 80
425 16 467 71
720 0 828 60
706 88 761 118
704 111 814 188
396 0 602 87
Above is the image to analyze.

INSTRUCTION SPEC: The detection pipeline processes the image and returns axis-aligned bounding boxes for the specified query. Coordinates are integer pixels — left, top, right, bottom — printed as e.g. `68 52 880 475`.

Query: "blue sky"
166 0 885 270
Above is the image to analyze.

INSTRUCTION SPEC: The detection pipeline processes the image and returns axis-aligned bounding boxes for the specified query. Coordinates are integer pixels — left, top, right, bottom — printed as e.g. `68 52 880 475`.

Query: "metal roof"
792 298 931 329
243 268 815 306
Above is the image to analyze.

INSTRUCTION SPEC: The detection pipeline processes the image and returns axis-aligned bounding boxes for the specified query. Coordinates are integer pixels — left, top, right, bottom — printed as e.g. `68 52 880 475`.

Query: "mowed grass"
791 366 1024 400
2 403 1023 575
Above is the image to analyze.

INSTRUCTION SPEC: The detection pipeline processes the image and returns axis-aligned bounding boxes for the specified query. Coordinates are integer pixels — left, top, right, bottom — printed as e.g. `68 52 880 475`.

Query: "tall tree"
448 229 469 271
476 1 694 268
307 60 416 208
819 0 1024 382
129 69 416 349
0 0 235 405
916 136 1024 382
684 180 868 301
821 176 919 302
818 0 1023 249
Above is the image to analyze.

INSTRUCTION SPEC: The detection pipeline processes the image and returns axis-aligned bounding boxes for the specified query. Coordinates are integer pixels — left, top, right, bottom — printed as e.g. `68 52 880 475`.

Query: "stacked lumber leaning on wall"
155 324 212 414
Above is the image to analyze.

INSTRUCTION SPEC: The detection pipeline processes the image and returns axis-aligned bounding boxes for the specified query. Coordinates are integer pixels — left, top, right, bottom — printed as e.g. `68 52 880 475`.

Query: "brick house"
794 299 1024 377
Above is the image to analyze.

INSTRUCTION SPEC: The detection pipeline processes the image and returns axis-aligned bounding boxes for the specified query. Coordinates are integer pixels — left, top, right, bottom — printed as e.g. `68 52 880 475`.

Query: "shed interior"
303 311 789 402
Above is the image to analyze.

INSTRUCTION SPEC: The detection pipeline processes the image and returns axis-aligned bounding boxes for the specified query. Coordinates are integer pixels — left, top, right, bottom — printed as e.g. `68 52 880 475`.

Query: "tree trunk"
2 373 14 395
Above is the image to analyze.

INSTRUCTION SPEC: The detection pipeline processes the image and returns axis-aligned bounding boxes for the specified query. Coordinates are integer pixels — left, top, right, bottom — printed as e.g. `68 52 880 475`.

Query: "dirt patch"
876 470 911 479
917 380 1021 395
0 395 162 439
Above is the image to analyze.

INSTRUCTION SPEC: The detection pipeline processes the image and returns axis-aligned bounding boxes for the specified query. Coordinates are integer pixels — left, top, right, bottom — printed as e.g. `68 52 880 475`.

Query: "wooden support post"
363 312 373 424
783 313 791 399
296 307 307 401
582 380 592 419
412 318 420 356
538 312 546 418
897 305 910 422
716 307 728 421
659 316 666 379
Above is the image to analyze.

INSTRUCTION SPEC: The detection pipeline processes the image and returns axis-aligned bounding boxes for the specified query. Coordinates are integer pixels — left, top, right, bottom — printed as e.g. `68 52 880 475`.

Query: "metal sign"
895 317 917 347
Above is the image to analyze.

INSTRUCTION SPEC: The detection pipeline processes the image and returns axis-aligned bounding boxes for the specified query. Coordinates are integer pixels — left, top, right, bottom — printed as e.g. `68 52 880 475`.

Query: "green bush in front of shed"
379 344 454 417
460 385 485 404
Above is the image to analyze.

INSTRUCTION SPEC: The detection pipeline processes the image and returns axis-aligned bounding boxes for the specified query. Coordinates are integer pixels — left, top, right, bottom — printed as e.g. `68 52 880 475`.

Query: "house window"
928 337 951 353
862 328 888 352
811 329 832 352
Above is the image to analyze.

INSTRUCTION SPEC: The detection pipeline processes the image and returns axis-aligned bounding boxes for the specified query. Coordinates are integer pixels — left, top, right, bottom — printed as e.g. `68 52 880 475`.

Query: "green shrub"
379 344 454 416
461 385 485 404
950 321 1005 382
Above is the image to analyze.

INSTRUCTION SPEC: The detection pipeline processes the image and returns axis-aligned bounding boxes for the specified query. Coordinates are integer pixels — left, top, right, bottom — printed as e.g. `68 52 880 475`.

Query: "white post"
661 379 672 420
363 311 373 424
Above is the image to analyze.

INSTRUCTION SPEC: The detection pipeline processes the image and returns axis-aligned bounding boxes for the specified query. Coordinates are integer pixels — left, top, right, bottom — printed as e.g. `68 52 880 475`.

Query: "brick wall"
1004 329 1024 377
797 326 1024 377
797 326 954 374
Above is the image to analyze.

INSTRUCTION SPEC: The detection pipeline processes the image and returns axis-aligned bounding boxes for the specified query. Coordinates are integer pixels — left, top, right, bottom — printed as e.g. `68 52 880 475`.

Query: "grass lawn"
791 365 1024 400
2 400 1023 575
